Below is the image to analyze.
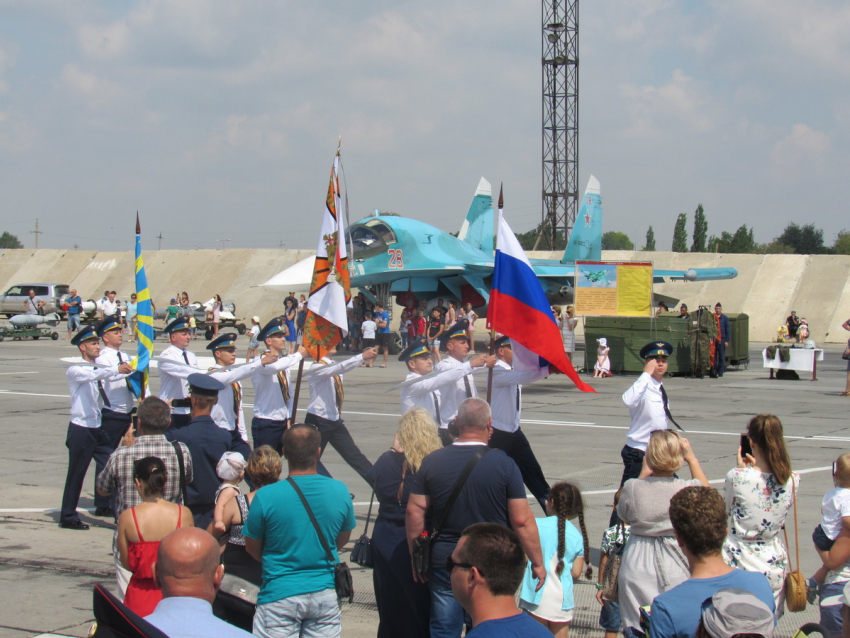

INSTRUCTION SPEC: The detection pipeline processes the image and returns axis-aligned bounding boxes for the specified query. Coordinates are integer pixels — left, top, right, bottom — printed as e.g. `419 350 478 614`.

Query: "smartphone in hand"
740 433 752 458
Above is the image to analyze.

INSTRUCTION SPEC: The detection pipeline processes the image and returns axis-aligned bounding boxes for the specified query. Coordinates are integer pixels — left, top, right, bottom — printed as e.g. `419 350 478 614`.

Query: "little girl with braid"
519 482 592 637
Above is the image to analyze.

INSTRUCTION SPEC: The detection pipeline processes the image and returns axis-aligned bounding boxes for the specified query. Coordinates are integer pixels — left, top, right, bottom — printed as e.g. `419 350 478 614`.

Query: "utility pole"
217 239 231 250
31 219 43 249
157 233 163 250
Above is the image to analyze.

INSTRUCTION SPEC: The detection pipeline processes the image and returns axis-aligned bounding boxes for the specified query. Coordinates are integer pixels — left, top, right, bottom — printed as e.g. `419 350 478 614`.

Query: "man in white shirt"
433 319 489 446
60 325 133 530
399 336 489 444
93 315 139 517
158 317 198 428
23 288 45 314
305 344 378 482
620 341 679 487
485 336 556 511
206 333 275 460
101 290 118 319
250 317 307 453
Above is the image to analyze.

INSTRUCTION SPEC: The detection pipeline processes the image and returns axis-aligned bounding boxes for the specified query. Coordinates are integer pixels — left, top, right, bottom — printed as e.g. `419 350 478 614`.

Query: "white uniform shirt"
307 354 364 422
400 361 475 426
483 359 549 433
250 352 303 421
158 345 199 415
95 346 135 413
622 372 669 450
208 360 262 442
67 364 123 428
432 356 478 427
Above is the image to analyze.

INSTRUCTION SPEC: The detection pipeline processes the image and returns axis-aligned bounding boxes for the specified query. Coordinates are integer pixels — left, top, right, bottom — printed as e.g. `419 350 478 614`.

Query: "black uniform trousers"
97 409 134 511
305 412 373 484
251 417 287 454
60 422 115 523
610 444 647 526
488 427 549 512
170 413 191 429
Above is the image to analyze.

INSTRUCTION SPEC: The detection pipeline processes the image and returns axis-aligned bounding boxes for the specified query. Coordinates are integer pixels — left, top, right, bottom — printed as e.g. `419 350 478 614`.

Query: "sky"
0 0 847 251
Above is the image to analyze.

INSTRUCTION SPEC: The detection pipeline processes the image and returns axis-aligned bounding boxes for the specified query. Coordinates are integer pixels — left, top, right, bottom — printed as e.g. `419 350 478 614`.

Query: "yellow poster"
575 261 653 316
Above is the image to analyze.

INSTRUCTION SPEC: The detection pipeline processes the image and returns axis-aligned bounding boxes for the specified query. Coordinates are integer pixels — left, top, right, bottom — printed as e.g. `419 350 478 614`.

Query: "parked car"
0 284 70 318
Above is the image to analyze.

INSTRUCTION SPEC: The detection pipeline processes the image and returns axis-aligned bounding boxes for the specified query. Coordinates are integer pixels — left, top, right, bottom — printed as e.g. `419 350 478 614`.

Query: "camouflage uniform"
687 306 717 378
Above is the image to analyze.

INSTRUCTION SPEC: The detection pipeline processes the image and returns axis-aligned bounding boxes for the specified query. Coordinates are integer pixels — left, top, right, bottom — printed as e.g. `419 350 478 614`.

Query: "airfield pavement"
0 337 847 637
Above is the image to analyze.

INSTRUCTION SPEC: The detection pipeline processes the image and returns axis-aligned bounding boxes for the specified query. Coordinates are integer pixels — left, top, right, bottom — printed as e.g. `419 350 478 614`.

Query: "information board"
574 261 653 317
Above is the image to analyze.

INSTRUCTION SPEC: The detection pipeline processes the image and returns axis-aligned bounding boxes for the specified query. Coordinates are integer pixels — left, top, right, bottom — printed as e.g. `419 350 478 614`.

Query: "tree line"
598 205 849 255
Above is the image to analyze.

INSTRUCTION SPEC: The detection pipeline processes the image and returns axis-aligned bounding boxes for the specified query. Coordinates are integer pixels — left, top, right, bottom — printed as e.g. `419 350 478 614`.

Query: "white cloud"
60 63 123 107
619 69 714 139
771 124 831 167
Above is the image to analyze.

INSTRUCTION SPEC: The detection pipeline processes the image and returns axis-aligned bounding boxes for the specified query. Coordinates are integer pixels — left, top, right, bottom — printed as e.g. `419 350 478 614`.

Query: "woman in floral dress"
723 414 798 613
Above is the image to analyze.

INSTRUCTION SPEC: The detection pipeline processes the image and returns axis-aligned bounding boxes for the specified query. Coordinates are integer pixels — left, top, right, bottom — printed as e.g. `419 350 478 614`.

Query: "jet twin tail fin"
457 175 602 264
457 177 495 256
562 175 602 264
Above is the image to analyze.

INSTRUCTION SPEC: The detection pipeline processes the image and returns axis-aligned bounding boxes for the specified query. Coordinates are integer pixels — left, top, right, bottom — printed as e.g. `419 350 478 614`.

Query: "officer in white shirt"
60 325 133 530
305 344 378 482
484 336 556 511
432 319 488 445
399 336 490 445
250 317 307 453
158 317 198 428
206 333 275 460
620 341 678 488
93 316 139 517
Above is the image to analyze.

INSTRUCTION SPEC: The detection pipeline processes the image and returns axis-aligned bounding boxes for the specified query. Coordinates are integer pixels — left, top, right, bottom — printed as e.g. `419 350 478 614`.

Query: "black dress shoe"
94 507 114 517
60 520 90 530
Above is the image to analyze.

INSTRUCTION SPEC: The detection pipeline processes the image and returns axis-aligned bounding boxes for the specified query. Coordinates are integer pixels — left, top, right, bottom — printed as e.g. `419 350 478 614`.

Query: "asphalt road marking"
0 464 832 511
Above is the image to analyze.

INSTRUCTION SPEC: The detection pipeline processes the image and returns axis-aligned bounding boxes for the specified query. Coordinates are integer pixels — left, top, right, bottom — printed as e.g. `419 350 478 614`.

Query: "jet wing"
528 261 739 285
652 267 738 283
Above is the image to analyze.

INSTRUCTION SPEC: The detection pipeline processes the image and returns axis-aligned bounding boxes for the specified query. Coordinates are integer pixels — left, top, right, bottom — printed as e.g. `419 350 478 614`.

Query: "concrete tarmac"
0 337 847 637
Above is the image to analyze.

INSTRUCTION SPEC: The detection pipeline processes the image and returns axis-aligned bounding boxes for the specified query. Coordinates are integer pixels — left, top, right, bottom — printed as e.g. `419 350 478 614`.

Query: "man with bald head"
145 527 253 637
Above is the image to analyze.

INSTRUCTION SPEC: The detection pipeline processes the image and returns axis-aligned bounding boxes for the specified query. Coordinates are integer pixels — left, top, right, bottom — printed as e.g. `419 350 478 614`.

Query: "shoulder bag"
412 446 491 577
784 477 807 612
843 340 850 360
287 477 354 603
350 491 375 568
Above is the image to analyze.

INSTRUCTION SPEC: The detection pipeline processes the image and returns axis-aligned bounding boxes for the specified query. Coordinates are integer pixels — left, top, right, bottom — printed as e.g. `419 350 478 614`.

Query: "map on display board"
574 261 653 316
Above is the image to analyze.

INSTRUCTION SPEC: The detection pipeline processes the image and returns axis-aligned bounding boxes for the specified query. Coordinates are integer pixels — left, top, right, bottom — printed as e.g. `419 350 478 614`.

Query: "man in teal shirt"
245 425 355 638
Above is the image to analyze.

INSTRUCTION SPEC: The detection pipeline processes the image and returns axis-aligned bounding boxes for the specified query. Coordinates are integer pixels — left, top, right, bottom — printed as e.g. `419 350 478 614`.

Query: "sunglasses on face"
445 556 476 574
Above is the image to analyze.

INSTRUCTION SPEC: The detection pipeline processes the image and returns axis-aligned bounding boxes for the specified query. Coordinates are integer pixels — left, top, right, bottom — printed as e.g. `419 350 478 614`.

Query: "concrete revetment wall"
0 248 847 343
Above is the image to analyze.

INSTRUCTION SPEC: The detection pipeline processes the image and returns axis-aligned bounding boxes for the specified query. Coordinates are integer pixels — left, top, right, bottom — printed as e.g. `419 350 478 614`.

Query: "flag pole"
291 357 306 424
487 184 504 403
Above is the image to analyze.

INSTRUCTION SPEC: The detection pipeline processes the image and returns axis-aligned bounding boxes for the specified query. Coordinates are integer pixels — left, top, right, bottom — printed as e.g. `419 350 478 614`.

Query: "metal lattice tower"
540 0 578 252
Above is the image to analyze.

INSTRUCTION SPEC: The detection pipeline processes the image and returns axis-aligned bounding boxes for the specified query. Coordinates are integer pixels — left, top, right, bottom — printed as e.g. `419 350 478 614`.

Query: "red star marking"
584 212 592 227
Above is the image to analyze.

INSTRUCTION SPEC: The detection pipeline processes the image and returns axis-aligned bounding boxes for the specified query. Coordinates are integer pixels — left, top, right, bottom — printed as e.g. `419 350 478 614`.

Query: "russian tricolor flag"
488 211 595 393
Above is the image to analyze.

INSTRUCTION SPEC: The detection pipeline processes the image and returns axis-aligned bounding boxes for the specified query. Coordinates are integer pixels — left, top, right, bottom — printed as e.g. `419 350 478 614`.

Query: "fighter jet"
263 176 738 310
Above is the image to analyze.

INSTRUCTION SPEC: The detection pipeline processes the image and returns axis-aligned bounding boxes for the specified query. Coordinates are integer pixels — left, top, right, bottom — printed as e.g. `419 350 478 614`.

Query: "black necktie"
182 350 190 364
516 386 521 412
432 392 441 423
659 384 683 431
463 374 473 398
96 372 111 408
